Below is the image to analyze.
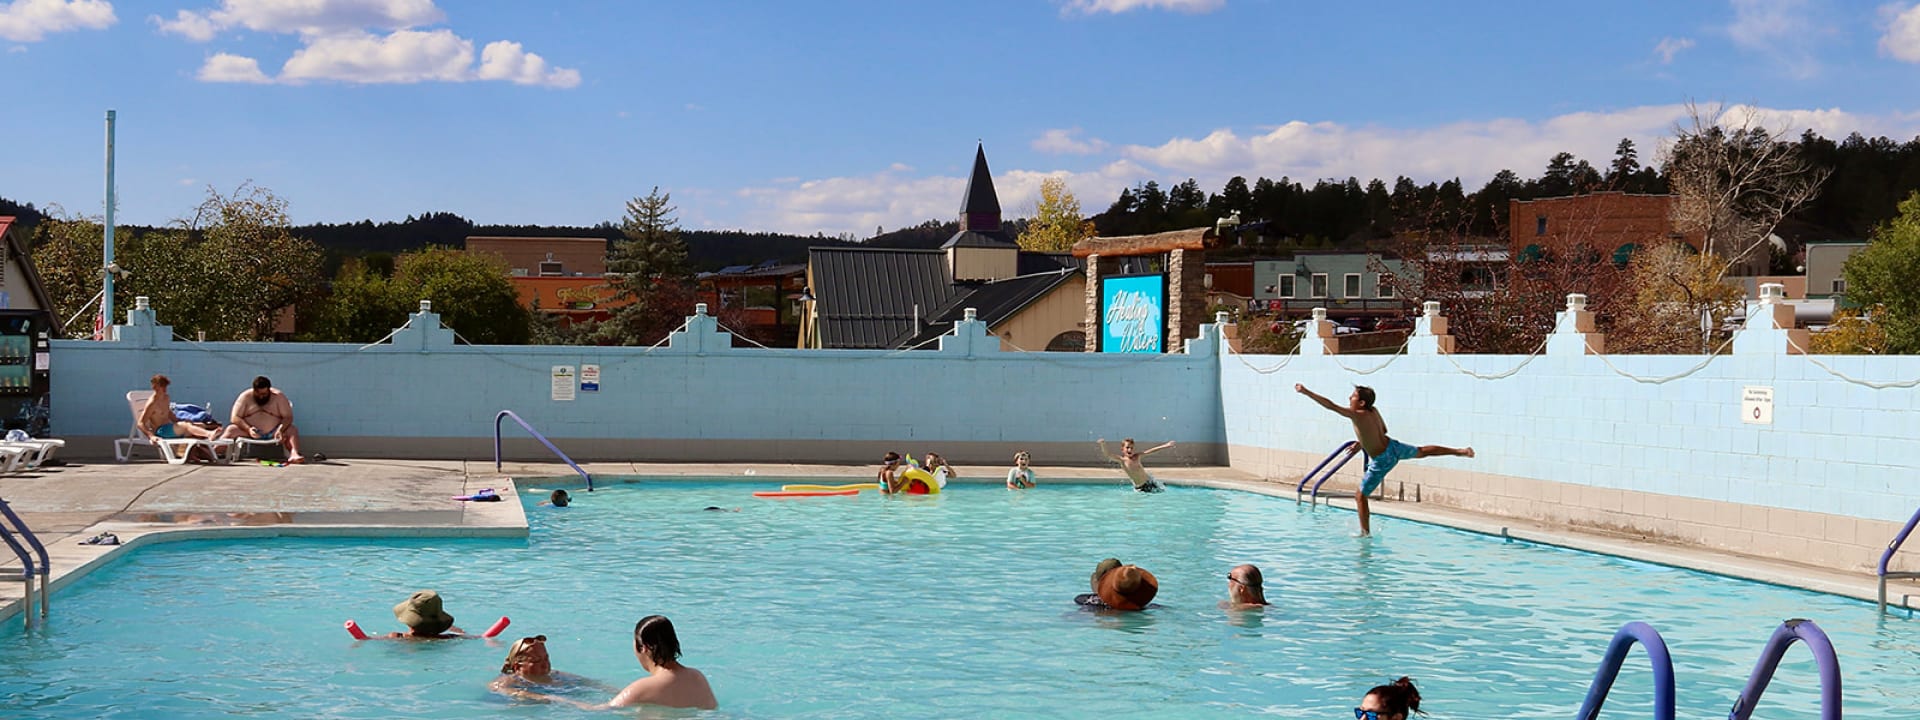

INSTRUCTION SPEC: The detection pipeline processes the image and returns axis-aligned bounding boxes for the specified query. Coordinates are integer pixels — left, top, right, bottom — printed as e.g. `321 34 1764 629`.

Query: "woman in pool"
1355 677 1423 720
380 590 471 640
489 635 608 694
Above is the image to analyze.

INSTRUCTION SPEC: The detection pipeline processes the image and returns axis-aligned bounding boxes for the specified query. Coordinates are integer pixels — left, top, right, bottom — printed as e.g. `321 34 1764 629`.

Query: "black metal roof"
940 229 1016 249
808 247 962 349
892 268 1079 349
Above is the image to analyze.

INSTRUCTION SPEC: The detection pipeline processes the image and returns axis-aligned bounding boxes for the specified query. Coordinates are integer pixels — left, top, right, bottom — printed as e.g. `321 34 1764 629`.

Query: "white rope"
710 319 777 350
1230 344 1300 374
1330 335 1411 376
1786 333 1920 389
1440 332 1554 380
1590 336 1736 384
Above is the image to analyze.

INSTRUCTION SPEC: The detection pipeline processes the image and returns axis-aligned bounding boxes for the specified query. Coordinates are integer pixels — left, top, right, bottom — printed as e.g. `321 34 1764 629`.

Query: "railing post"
1726 619 1842 720
1572 622 1676 720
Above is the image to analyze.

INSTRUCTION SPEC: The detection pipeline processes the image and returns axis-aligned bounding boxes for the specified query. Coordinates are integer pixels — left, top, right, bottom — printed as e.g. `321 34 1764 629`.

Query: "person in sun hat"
382 590 469 640
1074 558 1159 611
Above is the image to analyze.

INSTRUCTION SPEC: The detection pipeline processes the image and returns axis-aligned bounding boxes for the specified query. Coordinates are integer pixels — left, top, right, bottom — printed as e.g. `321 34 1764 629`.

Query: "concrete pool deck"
2 459 1915 626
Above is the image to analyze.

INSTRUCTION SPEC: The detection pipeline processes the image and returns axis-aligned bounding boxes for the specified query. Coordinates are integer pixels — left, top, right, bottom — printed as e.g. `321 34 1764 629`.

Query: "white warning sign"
1741 386 1773 425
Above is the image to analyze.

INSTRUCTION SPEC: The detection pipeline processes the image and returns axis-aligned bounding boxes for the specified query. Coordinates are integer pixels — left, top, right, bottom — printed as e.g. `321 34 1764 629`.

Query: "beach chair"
0 437 65 468
114 390 235 465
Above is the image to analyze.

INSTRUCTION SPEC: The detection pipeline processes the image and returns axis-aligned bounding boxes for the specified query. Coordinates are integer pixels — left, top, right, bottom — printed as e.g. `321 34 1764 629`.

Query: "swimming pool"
2 480 1916 718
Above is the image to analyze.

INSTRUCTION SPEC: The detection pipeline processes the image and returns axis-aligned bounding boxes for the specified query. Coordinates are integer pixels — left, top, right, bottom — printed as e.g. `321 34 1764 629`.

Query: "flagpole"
101 109 116 339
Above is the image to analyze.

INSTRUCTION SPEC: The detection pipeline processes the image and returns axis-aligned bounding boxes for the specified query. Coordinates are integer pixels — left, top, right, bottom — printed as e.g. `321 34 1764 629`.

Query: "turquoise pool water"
2 480 1917 718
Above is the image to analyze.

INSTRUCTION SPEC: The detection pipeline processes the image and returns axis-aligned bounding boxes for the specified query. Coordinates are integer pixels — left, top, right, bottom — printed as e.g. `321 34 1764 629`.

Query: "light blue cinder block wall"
1220 336 1920 525
51 305 1226 464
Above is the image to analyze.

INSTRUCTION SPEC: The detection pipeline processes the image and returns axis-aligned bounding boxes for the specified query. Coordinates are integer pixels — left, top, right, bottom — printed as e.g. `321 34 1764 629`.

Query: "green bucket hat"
393 590 455 635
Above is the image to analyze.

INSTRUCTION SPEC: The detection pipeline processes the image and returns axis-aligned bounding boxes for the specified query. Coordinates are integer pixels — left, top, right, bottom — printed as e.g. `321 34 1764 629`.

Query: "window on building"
1277 275 1295 298
1377 274 1395 299
1310 273 1328 298
1343 273 1361 298
538 261 564 276
1536 216 1547 236
1833 279 1846 294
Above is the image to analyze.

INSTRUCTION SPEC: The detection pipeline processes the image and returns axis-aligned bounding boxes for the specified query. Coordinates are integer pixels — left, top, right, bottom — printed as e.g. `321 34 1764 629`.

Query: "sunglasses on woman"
1354 709 1380 720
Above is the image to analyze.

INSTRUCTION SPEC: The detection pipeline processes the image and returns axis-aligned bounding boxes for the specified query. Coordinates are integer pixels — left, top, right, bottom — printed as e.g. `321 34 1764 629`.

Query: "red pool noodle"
344 619 368 640
482 616 511 638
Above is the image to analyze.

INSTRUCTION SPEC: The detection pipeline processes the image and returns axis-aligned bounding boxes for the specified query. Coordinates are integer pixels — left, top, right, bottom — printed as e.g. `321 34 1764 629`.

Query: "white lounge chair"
1 438 64 468
0 445 28 472
114 390 235 465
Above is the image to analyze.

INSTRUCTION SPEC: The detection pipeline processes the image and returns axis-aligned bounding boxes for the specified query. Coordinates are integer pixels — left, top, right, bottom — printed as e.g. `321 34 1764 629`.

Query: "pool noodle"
753 489 860 498
344 619 368 640
482 616 511 638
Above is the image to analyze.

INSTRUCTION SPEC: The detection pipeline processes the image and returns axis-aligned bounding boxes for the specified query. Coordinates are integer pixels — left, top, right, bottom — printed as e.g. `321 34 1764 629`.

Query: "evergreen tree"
1608 138 1641 184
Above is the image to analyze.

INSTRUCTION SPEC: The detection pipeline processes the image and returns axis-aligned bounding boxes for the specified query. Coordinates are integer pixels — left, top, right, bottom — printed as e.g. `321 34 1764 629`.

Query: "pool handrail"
0 496 46 628
493 410 593 492
1308 443 1364 505
1724 619 1842 720
1571 621 1676 720
1295 440 1358 504
1876 504 1920 613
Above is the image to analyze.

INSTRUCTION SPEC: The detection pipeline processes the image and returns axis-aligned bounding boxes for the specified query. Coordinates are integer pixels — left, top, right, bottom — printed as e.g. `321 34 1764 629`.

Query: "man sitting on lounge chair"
140 374 223 463
224 375 308 464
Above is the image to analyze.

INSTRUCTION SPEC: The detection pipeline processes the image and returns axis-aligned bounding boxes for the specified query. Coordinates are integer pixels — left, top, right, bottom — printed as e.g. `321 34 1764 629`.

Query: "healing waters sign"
1100 274 1165 353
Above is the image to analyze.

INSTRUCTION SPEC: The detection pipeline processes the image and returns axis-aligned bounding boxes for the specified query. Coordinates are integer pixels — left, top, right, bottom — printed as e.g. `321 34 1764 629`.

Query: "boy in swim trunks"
1296 384 1473 536
1097 438 1174 492
139 374 223 461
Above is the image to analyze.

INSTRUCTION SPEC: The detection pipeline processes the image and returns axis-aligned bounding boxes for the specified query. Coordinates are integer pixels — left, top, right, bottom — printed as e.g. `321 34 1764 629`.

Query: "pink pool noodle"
344 620 369 640
482 616 511 638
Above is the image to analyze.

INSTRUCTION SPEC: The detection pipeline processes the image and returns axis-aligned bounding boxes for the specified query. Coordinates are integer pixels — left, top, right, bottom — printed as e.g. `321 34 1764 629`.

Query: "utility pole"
101 109 116 338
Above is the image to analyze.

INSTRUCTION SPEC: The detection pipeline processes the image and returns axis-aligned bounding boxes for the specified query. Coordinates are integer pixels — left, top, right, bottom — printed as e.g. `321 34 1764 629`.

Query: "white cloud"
157 0 441 40
7 44 24 52
1033 127 1110 155
0 0 115 42
476 40 578 87
1653 36 1695 64
1727 0 1821 77
160 1 578 87
728 103 1920 236
1881 2 1920 62
198 51 271 82
1061 0 1224 15
279 29 470 83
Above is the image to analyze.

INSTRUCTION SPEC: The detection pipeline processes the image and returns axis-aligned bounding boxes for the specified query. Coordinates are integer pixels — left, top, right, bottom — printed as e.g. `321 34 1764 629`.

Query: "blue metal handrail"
0 496 48 628
1295 441 1358 504
1877 504 1920 613
493 410 593 492
1309 443 1364 505
1725 619 1842 720
1571 622 1676 720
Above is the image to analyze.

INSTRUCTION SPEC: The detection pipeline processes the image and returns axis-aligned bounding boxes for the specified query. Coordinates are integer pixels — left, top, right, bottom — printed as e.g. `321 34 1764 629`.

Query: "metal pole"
102 110 116 337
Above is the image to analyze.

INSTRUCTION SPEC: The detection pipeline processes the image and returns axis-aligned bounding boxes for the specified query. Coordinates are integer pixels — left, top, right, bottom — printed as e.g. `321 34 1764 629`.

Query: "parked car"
1374 317 1414 332
1289 318 1363 335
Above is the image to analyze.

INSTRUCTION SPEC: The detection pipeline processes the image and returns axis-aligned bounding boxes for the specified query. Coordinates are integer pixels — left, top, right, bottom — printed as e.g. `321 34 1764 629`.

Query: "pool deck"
1 459 1915 626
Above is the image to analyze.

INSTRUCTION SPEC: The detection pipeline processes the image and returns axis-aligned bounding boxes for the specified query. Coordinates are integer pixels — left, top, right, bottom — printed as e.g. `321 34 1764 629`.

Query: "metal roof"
958 144 1001 219
809 247 962 349
894 268 1079 348
940 229 1016 249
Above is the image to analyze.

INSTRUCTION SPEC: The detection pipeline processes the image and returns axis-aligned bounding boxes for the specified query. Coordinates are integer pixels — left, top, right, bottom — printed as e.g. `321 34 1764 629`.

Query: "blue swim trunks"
154 424 178 440
1359 439 1418 495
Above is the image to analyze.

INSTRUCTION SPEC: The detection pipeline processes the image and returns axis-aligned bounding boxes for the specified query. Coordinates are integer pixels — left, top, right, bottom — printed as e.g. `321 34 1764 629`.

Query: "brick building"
1508 193 1700 268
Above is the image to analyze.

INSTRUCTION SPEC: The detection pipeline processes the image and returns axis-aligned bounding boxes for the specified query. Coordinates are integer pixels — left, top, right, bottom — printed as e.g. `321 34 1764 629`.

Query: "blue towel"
171 403 215 424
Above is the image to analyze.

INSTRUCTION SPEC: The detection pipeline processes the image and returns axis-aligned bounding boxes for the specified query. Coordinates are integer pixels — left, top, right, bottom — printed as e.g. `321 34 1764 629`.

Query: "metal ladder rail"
1876 504 1920 613
0 500 42 630
1571 622 1676 720
1294 441 1358 504
1725 619 1842 720
1309 446 1366 505
493 410 593 492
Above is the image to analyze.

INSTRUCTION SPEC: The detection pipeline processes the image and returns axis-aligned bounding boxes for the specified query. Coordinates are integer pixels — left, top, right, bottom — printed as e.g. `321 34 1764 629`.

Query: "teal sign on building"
1101 274 1165 353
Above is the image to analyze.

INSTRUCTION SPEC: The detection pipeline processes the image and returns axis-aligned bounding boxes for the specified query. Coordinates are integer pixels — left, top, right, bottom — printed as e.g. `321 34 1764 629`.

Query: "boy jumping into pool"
1097 438 1174 492
1296 384 1473 536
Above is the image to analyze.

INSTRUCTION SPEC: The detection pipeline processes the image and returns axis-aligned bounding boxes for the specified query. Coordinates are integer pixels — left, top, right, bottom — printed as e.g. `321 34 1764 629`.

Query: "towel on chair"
171 403 216 424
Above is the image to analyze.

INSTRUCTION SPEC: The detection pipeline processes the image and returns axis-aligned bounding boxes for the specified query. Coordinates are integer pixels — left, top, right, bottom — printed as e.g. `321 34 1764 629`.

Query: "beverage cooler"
0 309 52 437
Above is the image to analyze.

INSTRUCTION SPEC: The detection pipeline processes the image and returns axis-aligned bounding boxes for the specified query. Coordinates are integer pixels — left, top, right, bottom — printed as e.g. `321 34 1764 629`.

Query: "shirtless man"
1097 438 1174 493
225 375 306 463
139 374 222 461
1296 384 1473 535
506 615 717 710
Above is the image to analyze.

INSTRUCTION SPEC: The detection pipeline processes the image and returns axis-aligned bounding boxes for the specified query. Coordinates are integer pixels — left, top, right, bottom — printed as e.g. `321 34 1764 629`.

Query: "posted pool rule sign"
552 366 576 402
1742 385 1773 425
581 364 600 392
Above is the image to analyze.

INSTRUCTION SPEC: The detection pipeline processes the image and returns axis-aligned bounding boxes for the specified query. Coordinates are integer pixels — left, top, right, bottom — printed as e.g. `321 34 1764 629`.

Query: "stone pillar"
1547 293 1606 355
1300 307 1339 356
1408 300 1455 355
1734 283 1809 355
1167 249 1207 353
1083 253 1102 352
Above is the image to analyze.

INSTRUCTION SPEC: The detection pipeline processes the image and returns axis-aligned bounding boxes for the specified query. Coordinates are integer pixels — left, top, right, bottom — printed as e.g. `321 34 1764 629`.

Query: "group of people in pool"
369 590 717 710
1074 559 1424 718
874 438 1179 494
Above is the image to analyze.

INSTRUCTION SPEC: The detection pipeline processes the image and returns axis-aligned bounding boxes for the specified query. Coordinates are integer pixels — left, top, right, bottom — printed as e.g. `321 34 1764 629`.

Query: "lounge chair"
0 437 65 468
114 390 235 465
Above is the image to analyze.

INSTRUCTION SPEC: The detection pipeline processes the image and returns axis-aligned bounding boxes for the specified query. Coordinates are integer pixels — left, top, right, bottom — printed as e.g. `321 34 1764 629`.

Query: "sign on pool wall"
1101 274 1165 353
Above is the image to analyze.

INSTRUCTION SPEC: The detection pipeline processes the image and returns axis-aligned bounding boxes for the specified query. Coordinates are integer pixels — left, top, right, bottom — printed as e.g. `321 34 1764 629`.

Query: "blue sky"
4 0 1920 236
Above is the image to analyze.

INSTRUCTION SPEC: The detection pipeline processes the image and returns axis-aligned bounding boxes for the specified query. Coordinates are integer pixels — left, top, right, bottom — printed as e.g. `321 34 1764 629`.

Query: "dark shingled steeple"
958 143 1002 233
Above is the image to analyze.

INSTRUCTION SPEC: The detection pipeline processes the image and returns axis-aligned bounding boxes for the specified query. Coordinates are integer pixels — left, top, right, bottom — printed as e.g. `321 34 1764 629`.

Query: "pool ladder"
494 410 593 492
1572 619 1840 720
1877 503 1920 614
0 496 49 629
1295 441 1364 506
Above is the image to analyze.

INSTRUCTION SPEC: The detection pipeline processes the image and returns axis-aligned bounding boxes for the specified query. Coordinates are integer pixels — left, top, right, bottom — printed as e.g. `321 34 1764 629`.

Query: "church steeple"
958 143 1002 233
